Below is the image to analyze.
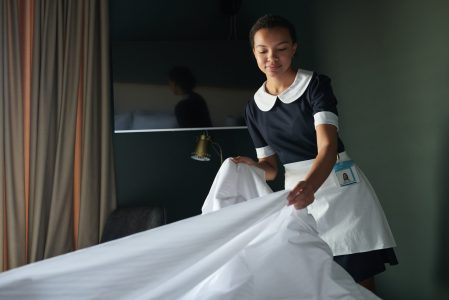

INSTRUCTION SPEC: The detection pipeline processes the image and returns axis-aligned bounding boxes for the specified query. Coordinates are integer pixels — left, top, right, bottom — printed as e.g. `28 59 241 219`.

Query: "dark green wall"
312 0 449 299
113 129 284 223
110 0 307 224
111 0 449 298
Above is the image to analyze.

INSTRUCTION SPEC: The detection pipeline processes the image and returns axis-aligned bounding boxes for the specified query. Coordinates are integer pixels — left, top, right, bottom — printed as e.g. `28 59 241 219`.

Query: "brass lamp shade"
191 133 211 161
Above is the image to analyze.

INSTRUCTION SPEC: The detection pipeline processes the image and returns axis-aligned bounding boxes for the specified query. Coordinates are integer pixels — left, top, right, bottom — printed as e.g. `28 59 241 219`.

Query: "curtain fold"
0 0 116 271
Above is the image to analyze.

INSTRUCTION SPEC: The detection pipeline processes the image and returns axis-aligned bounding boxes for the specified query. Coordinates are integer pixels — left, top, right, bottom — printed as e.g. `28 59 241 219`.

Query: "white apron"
284 152 396 256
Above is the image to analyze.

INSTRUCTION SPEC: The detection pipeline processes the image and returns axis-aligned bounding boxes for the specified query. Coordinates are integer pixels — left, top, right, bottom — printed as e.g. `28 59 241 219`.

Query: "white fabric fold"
202 159 271 213
285 153 397 255
0 159 379 300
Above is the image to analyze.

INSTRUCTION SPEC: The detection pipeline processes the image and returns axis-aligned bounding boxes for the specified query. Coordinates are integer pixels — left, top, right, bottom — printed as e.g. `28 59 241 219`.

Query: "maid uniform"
245 69 398 282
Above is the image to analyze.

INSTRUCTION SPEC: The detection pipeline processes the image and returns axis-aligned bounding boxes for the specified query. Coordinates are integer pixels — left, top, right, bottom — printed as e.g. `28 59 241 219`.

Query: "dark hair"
249 15 297 48
168 66 196 92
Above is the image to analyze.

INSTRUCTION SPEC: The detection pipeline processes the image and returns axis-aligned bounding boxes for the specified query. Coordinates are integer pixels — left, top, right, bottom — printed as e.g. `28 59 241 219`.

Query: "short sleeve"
307 75 340 130
245 103 275 159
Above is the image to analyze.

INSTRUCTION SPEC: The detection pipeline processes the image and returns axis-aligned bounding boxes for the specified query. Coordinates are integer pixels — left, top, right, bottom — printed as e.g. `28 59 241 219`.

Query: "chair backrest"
101 206 167 243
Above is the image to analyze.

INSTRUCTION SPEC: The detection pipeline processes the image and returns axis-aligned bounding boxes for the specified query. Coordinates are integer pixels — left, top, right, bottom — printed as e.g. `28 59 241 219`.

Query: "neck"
265 68 297 95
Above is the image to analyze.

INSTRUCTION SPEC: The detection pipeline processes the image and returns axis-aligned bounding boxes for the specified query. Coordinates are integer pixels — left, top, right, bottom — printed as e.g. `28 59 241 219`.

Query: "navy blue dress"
245 69 398 282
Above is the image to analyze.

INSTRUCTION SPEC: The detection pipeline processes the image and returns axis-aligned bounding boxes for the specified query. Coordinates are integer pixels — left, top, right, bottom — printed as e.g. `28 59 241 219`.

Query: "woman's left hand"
230 156 257 166
287 181 315 209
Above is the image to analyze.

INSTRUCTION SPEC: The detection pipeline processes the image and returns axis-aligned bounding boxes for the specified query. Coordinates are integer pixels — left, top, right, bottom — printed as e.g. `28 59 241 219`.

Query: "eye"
277 48 287 51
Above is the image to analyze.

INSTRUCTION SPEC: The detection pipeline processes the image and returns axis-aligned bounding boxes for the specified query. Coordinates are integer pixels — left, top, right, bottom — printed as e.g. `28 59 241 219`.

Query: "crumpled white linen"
201 158 272 213
0 159 379 300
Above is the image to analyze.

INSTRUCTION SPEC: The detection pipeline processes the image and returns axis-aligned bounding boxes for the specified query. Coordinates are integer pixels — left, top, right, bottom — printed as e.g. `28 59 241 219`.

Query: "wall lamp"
191 131 223 164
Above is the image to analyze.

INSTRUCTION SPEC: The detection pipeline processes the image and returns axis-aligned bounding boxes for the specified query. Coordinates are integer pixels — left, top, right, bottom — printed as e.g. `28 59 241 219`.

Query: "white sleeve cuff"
314 111 339 130
256 145 275 158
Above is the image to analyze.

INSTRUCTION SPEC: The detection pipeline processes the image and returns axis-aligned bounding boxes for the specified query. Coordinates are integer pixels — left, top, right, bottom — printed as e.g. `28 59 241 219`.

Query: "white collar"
254 69 313 111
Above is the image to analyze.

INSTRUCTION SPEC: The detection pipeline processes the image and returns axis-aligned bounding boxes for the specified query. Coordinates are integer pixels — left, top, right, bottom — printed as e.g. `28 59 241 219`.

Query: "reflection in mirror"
110 2 265 132
168 66 212 128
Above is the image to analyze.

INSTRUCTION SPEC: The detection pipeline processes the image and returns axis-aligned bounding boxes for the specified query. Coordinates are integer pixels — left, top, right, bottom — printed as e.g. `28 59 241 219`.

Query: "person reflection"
169 66 213 128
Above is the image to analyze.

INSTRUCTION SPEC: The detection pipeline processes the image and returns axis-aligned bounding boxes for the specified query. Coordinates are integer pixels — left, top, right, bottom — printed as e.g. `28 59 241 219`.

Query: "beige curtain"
0 0 116 271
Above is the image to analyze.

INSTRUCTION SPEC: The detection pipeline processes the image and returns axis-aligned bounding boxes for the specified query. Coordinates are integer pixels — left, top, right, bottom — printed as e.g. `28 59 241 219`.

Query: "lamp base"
191 154 211 162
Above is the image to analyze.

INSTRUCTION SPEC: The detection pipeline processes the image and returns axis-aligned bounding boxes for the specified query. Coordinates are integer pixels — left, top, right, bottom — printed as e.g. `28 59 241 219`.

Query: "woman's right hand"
230 156 257 166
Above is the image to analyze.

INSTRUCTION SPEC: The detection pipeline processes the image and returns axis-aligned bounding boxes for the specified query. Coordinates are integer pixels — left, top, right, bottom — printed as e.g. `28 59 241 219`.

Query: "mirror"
110 0 265 132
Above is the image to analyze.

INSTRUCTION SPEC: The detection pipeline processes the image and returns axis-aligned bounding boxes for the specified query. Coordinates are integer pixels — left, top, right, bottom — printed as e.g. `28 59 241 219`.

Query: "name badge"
333 160 359 186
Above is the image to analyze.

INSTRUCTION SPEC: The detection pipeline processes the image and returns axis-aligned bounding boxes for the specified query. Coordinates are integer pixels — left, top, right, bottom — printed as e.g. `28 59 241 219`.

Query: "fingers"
231 156 255 166
287 181 307 202
289 192 314 209
230 156 240 163
287 181 314 209
293 196 312 209
230 156 241 164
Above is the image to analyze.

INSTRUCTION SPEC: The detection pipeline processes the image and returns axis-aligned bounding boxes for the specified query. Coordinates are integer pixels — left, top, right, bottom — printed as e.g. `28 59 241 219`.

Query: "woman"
232 15 397 292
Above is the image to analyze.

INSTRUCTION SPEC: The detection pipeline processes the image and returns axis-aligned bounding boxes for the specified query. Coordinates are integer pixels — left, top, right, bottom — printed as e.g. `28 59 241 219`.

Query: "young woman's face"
252 27 297 78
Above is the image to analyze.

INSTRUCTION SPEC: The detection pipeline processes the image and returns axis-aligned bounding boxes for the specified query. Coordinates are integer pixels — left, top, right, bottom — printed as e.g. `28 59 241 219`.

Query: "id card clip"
333 159 359 186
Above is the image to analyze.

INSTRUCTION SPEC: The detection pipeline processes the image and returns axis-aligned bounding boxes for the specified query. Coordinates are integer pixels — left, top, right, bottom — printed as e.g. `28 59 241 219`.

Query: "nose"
268 51 279 61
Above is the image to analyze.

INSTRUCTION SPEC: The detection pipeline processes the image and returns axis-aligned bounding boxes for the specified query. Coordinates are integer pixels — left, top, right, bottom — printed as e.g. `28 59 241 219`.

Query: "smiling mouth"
266 66 281 73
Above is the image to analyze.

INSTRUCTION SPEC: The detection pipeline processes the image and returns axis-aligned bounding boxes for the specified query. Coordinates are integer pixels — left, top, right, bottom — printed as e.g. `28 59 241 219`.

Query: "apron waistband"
284 151 351 183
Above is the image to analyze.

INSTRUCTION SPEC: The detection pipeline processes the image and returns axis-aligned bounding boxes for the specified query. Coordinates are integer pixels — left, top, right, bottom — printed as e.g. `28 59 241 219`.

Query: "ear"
292 43 298 56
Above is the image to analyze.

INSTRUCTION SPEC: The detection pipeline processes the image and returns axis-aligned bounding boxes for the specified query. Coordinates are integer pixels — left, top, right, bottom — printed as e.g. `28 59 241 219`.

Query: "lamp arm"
211 142 223 164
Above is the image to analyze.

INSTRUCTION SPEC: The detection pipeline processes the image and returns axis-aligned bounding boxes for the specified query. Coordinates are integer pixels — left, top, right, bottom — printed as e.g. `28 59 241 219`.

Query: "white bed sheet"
0 159 380 300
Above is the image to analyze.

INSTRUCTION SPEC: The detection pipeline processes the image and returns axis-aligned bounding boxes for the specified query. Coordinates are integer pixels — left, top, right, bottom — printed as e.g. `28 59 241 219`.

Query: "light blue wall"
311 1 449 298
